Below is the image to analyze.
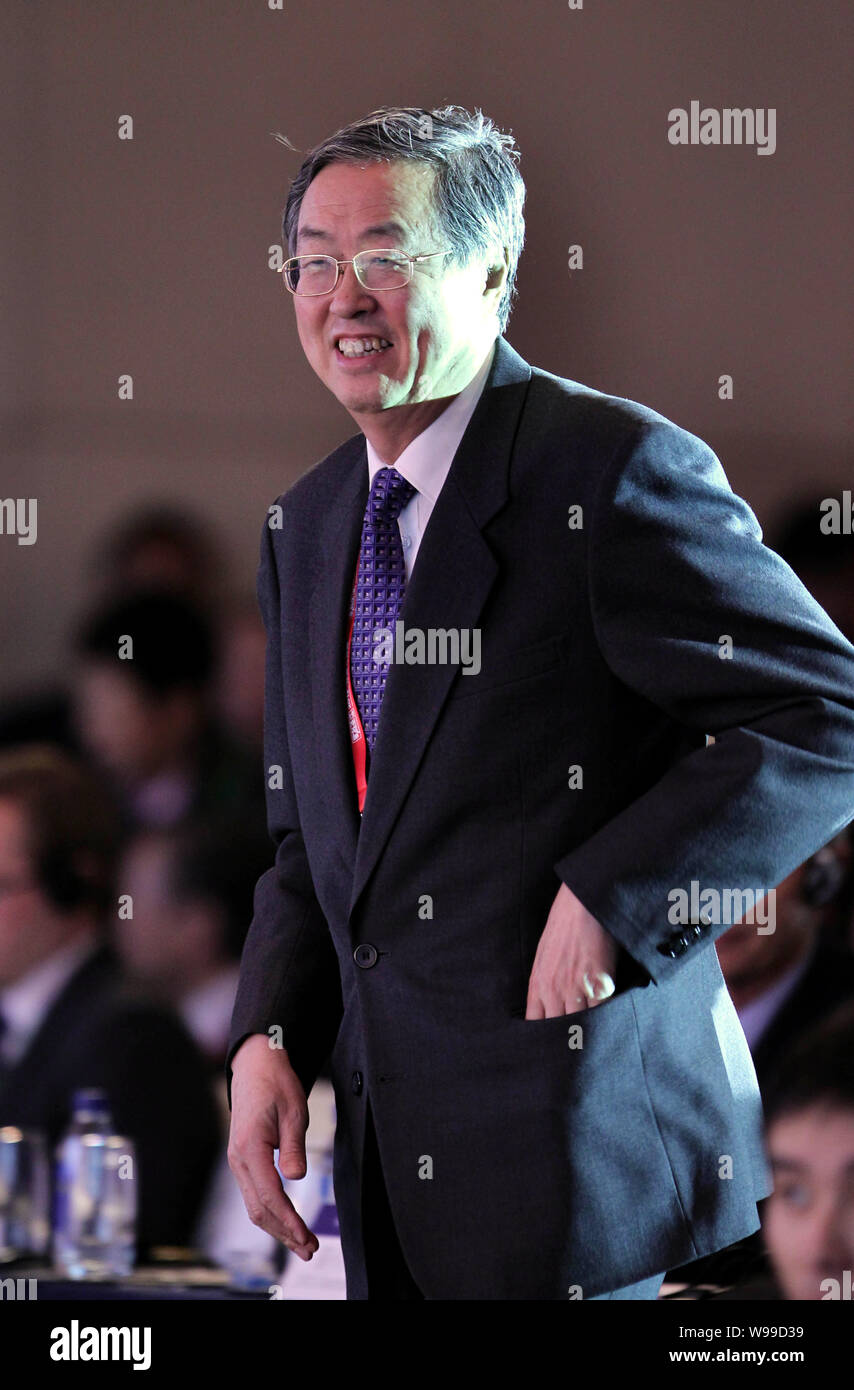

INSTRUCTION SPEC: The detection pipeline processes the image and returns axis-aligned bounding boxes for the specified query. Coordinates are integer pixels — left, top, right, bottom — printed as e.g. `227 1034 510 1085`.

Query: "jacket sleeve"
554 418 854 983
226 507 343 1104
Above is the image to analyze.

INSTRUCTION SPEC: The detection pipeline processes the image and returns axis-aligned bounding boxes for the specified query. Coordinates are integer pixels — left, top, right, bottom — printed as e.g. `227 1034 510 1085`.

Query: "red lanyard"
345 559 368 813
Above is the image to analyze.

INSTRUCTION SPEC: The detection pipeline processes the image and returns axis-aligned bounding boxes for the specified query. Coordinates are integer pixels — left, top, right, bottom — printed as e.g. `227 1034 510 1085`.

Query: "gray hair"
280 105 526 334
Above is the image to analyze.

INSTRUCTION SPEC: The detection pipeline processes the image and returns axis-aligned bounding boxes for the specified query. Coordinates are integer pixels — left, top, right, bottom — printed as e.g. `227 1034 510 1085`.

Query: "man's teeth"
337 337 392 357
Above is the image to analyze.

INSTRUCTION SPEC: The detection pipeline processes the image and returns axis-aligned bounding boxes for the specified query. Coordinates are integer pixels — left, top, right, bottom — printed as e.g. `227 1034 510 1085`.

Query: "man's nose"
808 1195 851 1271
328 261 376 315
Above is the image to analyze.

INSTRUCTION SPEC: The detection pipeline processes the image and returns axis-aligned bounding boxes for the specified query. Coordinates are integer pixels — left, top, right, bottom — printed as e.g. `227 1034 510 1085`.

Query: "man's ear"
484 246 510 294
800 843 848 908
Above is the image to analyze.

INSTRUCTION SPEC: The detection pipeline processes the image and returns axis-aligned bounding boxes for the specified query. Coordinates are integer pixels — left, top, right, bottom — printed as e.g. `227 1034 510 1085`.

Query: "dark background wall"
2 0 851 695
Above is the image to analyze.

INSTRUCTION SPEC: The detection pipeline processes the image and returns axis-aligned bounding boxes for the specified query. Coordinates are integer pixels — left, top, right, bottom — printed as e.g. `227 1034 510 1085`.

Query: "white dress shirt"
0 931 100 1067
365 338 497 578
179 963 241 1061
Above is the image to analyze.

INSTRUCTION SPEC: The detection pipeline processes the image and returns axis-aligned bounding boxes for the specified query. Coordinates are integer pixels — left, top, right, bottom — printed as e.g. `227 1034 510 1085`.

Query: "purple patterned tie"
350 466 416 755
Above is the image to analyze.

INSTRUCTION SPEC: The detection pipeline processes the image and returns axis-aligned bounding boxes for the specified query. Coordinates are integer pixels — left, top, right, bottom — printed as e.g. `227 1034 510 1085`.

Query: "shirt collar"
365 338 497 501
0 931 101 1045
736 937 817 1051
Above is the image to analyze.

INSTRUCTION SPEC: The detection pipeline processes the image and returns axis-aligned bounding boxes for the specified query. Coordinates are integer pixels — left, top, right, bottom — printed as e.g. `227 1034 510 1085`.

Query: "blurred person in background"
0 502 227 756
761 1001 854 1300
212 596 266 759
710 1001 854 1301
115 818 271 1071
88 503 225 611
716 834 854 1093
667 836 853 1292
91 506 266 757
774 496 854 647
670 839 854 1295
774 497 854 953
0 745 222 1256
72 590 263 838
115 817 336 1281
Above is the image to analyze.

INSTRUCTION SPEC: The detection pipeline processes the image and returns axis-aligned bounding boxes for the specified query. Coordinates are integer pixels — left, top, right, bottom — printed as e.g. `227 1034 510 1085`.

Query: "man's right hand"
227 1034 319 1261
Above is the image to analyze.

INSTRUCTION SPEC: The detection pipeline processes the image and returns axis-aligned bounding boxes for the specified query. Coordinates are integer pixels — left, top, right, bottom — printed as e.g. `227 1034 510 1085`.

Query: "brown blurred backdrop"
1 0 851 697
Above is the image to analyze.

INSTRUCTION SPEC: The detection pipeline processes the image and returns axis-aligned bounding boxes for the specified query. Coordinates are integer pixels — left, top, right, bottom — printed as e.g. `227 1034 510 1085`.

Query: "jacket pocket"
448 634 568 699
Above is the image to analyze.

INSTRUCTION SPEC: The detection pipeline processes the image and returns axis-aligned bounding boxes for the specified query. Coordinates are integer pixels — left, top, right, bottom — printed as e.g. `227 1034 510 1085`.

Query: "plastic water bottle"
53 1087 137 1279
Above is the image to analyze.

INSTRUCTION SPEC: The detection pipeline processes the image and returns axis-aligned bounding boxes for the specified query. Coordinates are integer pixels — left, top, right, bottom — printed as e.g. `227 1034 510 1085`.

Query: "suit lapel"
309 450 368 873
307 335 533 908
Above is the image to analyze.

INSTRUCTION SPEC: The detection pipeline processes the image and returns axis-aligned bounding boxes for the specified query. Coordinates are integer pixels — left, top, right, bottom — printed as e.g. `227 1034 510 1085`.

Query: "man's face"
0 798 69 985
763 1104 854 1300
291 159 501 422
72 662 195 781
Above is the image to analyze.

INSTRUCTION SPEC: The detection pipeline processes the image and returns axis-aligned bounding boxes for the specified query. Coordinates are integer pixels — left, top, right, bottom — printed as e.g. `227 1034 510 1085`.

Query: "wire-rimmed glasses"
281 247 451 297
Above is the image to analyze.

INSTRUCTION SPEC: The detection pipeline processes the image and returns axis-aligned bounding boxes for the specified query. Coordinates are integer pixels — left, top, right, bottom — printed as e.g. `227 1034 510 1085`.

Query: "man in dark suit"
226 105 854 1300
0 745 222 1255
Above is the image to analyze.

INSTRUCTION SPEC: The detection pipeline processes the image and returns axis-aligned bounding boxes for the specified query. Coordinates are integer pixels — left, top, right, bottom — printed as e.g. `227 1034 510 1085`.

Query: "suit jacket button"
354 943 378 969
352 1071 363 1095
661 935 689 957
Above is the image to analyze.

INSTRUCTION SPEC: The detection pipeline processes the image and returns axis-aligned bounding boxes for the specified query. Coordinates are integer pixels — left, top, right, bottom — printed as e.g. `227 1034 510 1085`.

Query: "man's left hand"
525 882 620 1019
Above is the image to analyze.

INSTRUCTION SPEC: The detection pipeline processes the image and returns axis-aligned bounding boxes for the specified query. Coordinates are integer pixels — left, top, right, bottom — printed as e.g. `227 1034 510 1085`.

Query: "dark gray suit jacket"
228 335 854 1298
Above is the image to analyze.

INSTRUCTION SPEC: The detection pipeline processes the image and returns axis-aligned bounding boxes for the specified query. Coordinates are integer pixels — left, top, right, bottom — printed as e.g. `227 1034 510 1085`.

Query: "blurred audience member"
0 688 79 760
773 499 854 957
716 836 854 1092
116 820 270 1069
115 819 307 1280
88 502 225 610
0 745 222 1256
0 503 228 755
72 590 262 837
761 1000 854 1300
212 597 265 758
774 496 854 645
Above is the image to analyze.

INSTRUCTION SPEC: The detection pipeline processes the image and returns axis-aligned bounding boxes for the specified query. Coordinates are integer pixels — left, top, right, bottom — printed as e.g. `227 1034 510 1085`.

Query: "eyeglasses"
281 247 452 297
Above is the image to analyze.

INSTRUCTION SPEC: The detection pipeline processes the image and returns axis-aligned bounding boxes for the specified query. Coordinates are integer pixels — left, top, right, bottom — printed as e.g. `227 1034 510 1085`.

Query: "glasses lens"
286 256 337 295
355 251 411 290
